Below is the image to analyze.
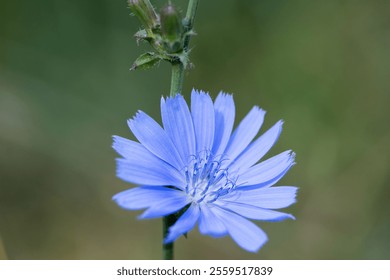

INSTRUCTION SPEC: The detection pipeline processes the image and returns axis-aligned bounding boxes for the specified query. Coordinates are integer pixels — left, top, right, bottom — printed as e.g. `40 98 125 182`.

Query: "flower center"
184 151 237 205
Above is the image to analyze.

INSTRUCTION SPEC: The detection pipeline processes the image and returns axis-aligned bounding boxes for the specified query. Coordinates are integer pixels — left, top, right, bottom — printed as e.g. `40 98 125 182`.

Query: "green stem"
183 0 199 50
168 0 199 97
163 0 200 260
162 214 176 260
169 62 184 97
184 0 199 29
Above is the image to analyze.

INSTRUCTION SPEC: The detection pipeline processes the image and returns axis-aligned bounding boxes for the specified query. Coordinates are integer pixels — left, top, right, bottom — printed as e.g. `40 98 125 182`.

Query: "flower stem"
163 0 200 259
183 0 199 49
168 0 199 97
162 214 176 260
169 62 184 97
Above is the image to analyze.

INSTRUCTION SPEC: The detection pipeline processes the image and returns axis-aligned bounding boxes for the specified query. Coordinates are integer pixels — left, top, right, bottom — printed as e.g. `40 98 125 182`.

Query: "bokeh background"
1 0 389 259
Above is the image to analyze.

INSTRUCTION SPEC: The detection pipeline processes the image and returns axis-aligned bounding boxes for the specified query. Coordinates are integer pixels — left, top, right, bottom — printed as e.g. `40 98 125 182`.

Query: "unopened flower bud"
160 3 184 52
128 0 159 30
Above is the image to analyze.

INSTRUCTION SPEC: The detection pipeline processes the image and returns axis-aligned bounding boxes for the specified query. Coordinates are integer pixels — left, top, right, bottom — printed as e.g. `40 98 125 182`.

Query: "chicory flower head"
113 89 297 252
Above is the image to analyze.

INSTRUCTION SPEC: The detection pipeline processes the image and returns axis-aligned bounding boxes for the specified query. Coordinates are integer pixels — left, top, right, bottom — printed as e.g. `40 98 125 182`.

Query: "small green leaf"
178 51 191 69
134 29 148 39
130 52 161 71
134 29 155 44
185 29 197 37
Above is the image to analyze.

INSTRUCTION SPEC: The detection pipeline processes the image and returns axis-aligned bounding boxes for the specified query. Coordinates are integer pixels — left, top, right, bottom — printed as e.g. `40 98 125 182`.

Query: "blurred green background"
1 0 389 259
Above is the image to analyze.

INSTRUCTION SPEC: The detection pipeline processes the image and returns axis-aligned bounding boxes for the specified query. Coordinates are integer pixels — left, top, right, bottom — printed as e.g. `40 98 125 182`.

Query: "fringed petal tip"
217 90 234 98
191 88 209 96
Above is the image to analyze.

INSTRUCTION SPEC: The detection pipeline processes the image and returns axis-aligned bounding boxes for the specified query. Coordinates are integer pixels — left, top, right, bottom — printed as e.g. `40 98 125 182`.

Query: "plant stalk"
168 0 199 97
162 214 176 260
163 0 200 260
169 62 184 97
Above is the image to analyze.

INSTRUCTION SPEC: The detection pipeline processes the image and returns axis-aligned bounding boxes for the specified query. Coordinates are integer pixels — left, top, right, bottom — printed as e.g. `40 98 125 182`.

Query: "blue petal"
116 158 184 187
229 186 298 209
128 111 184 170
198 205 227 237
191 89 215 153
164 204 200 243
212 207 268 252
112 136 140 159
113 186 186 210
229 120 283 172
237 150 295 187
223 106 266 163
212 92 235 158
161 95 196 164
139 194 189 219
214 200 295 221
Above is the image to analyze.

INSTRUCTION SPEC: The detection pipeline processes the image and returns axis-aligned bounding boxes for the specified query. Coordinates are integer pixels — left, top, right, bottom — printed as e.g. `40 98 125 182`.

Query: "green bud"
128 0 159 30
160 3 184 53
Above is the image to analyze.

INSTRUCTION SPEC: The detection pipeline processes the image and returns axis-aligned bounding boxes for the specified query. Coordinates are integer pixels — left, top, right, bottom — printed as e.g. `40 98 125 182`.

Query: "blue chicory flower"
113 90 297 252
